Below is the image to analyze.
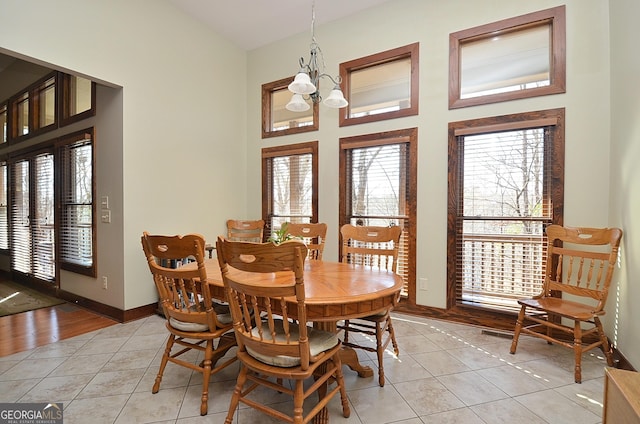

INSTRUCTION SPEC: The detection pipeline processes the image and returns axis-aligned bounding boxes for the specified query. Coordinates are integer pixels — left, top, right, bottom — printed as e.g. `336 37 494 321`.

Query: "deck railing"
459 233 546 311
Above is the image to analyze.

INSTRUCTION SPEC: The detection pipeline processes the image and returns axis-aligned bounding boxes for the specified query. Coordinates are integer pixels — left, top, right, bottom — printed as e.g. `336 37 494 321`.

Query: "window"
0 103 7 144
262 77 318 138
13 91 29 138
9 73 58 141
58 131 95 276
339 43 419 127
7 129 95 282
61 74 96 126
262 141 318 238
339 128 417 300
3 71 95 144
449 6 566 109
35 76 56 129
448 109 565 320
0 163 7 249
10 151 56 282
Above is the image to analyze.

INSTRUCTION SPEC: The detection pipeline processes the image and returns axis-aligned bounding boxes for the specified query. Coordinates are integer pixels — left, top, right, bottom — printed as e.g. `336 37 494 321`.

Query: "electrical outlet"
102 276 108 290
419 277 428 291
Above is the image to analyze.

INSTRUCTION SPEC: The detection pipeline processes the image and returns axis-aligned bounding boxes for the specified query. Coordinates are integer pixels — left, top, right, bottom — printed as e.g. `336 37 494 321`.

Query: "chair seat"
248 320 340 367
169 303 233 332
518 297 600 321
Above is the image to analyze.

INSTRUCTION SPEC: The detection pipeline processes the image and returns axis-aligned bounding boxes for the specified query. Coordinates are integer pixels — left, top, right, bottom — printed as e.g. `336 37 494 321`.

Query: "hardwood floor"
0 303 118 357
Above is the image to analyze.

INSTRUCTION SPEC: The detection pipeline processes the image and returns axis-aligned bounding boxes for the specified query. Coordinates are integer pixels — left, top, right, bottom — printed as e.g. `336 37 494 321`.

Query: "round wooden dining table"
200 258 403 378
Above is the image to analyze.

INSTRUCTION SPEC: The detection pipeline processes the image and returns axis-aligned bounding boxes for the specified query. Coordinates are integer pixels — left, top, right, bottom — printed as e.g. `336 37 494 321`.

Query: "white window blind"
59 138 93 271
456 128 552 312
0 164 8 249
10 160 31 275
263 142 317 239
33 153 55 281
344 142 411 295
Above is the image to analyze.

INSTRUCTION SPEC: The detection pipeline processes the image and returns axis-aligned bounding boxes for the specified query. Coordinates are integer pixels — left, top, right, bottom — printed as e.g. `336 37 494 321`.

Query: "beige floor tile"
394 377 465 415
0 312 605 424
515 389 602 424
437 370 509 406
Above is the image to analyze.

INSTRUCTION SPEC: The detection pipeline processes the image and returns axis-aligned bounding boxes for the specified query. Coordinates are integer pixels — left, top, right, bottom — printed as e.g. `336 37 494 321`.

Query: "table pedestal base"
340 346 374 378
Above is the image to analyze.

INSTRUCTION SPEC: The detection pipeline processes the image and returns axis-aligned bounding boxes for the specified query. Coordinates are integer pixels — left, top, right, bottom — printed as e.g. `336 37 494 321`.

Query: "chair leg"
573 321 583 384
375 322 386 387
333 354 351 418
510 306 526 354
224 365 248 424
595 316 614 366
199 340 213 416
153 334 174 393
387 316 399 356
293 380 305 424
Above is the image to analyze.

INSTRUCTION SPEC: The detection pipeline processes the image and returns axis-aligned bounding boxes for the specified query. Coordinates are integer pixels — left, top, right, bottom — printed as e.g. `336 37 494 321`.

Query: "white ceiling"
169 0 397 50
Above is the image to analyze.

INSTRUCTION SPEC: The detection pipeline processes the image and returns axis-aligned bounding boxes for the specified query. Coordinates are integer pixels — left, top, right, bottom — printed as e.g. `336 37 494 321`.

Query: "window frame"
339 43 419 127
262 77 319 138
449 5 566 109
8 72 59 142
445 108 565 328
339 128 417 303
0 102 7 144
59 74 96 127
56 129 96 277
261 141 319 239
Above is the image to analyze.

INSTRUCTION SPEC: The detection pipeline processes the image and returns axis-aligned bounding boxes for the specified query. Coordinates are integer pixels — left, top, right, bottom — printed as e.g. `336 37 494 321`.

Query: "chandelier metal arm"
285 0 348 111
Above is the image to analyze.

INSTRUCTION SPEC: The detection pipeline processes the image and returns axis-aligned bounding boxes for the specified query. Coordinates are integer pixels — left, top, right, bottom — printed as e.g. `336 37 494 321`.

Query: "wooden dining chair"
226 219 265 243
284 222 328 260
141 232 237 415
510 225 623 383
338 223 402 387
216 237 350 424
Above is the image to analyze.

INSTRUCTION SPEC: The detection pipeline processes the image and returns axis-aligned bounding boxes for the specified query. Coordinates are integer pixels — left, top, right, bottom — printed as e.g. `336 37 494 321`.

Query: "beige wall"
0 0 248 310
609 0 640 368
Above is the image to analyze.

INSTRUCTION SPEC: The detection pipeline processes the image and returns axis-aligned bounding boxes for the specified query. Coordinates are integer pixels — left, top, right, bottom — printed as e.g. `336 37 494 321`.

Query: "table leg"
314 321 374 377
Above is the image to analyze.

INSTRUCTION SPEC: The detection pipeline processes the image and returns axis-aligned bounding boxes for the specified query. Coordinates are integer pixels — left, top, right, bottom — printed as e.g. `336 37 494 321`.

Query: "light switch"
101 196 109 209
101 209 111 223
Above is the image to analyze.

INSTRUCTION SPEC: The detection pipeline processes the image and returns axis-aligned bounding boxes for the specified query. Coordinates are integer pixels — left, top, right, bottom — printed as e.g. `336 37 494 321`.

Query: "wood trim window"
449 6 566 109
447 108 565 327
262 77 319 138
9 150 56 282
9 72 58 142
339 43 419 127
339 128 417 302
0 163 6 250
1 103 8 144
60 74 96 126
262 141 319 239
57 131 95 277
3 71 95 145
7 129 96 283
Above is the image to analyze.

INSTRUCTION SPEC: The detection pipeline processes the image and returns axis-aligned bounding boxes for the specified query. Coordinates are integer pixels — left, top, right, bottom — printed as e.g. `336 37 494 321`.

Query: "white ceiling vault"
168 0 397 51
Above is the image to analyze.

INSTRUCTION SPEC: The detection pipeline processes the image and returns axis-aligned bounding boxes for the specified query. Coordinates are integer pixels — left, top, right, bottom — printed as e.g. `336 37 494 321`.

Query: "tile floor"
0 312 609 423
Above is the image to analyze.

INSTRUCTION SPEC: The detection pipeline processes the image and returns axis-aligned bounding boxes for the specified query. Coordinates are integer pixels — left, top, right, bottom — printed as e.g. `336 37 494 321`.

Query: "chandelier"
286 0 348 112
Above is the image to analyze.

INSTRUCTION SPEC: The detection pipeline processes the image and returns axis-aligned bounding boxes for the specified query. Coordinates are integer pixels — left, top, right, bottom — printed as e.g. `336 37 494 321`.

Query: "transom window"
339 43 419 127
449 6 566 109
262 77 318 138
